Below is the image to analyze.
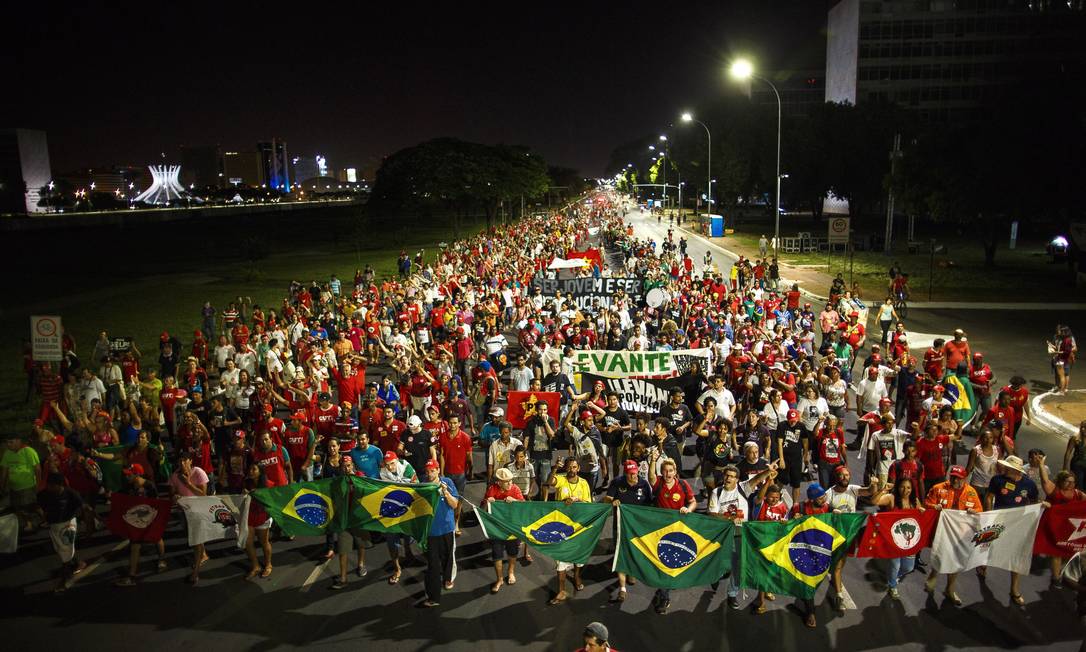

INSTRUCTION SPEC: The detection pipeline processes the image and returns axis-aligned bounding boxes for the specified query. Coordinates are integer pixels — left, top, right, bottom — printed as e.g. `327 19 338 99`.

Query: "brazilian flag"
476 501 609 564
739 514 867 599
97 444 171 491
345 476 440 548
613 504 736 589
941 368 978 424
252 477 346 537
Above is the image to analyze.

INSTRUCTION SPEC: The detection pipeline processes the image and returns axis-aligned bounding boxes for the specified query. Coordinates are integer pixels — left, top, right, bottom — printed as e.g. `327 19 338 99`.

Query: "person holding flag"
923 465 983 604
547 457 592 605
603 459 653 603
112 463 168 587
873 477 927 599
986 455 1047 605
481 467 524 593
421 458 460 608
643 456 696 614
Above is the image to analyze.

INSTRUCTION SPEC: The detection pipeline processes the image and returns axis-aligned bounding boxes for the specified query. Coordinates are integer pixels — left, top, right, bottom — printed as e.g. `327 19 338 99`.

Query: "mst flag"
346 476 439 547
505 391 561 429
932 504 1042 574
107 493 172 542
855 509 938 558
179 495 250 548
613 504 736 589
476 501 609 564
1033 500 1086 558
740 513 867 599
252 477 344 537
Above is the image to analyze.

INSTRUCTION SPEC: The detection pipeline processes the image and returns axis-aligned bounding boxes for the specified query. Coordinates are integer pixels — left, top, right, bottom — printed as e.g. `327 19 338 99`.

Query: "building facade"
0 128 52 214
223 151 264 187
257 139 291 191
826 0 1086 121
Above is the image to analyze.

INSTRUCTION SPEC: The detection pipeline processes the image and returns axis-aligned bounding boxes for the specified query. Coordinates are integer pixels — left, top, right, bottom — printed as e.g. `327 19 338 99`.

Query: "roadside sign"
828 217 850 244
1009 220 1018 250
31 315 63 362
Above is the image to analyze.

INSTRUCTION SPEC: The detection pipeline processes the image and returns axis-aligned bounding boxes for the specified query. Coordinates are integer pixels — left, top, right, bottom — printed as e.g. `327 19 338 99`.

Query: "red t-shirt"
914 435 950 480
652 478 694 510
283 426 315 467
440 430 473 475
1001 385 1029 424
483 483 525 502
251 445 289 487
313 404 340 438
370 419 407 453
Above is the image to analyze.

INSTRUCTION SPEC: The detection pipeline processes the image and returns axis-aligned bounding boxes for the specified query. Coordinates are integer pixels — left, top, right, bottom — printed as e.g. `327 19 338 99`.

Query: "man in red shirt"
924 339 946 381
369 406 407 455
914 422 957 495
439 414 473 535
284 411 317 481
264 404 286 446
942 329 971 374
251 431 292 487
969 352 994 416
646 453 696 615
312 392 340 446
1000 376 1032 436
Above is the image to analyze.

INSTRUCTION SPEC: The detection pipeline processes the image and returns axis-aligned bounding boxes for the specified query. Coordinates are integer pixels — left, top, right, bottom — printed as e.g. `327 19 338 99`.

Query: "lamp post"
658 134 669 211
729 58 782 253
681 112 711 218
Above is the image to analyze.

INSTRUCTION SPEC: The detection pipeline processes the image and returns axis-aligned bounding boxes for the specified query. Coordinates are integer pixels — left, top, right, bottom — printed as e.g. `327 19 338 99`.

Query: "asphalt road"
2 208 1084 651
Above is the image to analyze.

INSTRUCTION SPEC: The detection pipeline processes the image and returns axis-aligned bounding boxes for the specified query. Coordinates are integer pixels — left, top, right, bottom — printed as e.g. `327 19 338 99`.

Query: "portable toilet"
709 214 724 237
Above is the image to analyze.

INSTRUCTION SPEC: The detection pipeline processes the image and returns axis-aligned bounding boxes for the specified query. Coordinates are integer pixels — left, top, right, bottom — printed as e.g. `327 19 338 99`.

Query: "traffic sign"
828 217 850 244
31 315 63 362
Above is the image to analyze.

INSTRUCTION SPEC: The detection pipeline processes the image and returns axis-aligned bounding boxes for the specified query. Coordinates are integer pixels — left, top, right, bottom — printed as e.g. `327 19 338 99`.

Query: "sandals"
260 565 273 578
943 590 962 606
805 614 817 628
574 582 585 592
491 580 503 594
506 575 516 585
157 559 168 572
548 591 569 605
246 567 260 579
765 592 776 601
753 603 767 615
388 572 401 585
1010 593 1025 606
444 581 454 590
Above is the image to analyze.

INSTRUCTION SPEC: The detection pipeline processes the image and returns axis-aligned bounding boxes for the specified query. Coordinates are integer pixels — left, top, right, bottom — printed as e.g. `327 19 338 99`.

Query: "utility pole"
884 133 901 252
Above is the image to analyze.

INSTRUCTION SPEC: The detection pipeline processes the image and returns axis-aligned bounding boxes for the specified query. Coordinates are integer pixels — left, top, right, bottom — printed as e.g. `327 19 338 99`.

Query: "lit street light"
730 57 783 252
681 112 711 218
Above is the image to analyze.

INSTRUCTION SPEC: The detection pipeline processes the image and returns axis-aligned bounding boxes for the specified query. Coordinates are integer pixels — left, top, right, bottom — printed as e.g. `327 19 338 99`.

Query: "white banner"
179 495 250 548
568 348 711 379
0 513 18 554
931 504 1042 575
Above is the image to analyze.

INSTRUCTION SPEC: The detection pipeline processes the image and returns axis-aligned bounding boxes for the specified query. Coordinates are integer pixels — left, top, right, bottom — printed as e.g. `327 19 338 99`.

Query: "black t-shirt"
599 407 631 447
775 422 809 457
524 415 557 460
606 476 654 505
702 435 735 467
400 428 434 465
541 372 573 403
187 400 210 430
209 406 238 442
737 457 769 482
658 402 693 435
37 486 83 524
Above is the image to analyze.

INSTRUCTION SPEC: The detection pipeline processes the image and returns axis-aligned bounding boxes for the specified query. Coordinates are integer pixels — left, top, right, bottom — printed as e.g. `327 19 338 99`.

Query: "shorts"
387 533 413 556
781 456 804 488
448 473 466 496
490 538 519 561
336 528 370 554
556 560 584 572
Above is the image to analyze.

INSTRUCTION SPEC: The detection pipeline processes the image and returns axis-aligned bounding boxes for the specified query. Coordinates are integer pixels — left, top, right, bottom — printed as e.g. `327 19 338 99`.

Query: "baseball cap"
580 410 594 421
123 463 145 477
850 311 859 317
933 384 946 392
425 459 440 470
624 459 640 473
383 451 399 463
52 434 65 446
584 622 609 643
406 415 422 428
489 406 505 417
318 391 331 401
787 409 799 420
494 467 514 482
807 484 827 500
234 429 247 440
879 397 892 406
948 465 967 478
160 331 169 341
291 410 308 421
33 418 44 427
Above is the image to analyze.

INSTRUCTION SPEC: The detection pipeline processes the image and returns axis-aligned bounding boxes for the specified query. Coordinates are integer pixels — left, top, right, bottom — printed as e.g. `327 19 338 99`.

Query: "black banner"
581 373 699 416
530 276 644 310
110 337 133 353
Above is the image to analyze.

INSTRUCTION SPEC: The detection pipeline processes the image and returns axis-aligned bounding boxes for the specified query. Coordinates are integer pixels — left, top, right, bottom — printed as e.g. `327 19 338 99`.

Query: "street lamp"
681 112 711 218
730 58 783 253
658 134 670 211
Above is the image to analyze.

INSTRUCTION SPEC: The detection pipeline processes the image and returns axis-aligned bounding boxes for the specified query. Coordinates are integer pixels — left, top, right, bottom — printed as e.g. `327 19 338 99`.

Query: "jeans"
880 320 893 345
724 548 740 598
888 555 916 588
533 456 552 498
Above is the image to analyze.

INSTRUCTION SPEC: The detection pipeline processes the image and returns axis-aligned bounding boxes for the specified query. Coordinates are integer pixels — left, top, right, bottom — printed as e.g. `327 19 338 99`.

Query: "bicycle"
893 290 908 320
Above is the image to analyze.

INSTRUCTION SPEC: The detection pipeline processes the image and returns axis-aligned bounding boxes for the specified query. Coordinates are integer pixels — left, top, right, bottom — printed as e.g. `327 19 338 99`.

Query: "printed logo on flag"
971 523 1005 548
891 517 921 550
630 520 721 578
759 517 846 588
359 485 433 527
123 503 161 530
1067 518 1086 545
283 487 335 528
212 505 238 528
521 510 591 545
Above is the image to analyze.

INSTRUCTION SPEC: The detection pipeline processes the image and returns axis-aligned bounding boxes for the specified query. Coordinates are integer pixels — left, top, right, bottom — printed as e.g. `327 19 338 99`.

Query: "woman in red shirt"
481 467 525 593
1048 470 1086 583
751 467 790 616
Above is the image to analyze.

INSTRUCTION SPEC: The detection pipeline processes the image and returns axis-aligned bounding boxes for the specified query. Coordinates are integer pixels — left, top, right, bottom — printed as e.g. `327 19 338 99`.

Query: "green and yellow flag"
476 501 609 564
252 477 345 537
613 504 736 589
97 444 171 491
344 476 440 547
739 513 867 599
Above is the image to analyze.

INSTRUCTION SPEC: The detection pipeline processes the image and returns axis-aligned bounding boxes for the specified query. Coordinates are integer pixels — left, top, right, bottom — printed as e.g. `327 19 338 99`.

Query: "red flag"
505 391 561 429
107 493 172 543
1033 500 1086 558
567 248 602 272
854 509 938 558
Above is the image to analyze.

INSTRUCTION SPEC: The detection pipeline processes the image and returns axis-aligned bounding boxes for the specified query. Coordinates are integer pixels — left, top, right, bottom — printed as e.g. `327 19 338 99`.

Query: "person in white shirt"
854 366 889 416
796 384 829 433
487 422 522 481
867 415 909 482
509 355 534 392
761 390 789 431
707 463 775 609
824 465 882 612
626 325 649 351
697 375 737 421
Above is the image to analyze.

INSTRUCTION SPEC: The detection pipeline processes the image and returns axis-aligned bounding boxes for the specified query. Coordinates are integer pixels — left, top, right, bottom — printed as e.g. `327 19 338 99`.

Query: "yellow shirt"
554 474 591 503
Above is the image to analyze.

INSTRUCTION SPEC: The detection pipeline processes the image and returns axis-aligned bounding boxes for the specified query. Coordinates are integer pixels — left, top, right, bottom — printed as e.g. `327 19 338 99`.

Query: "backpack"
472 376 493 407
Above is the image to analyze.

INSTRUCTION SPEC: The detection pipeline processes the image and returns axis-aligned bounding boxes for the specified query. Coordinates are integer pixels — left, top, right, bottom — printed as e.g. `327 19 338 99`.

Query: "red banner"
1033 500 1086 558
854 509 938 558
567 248 602 273
107 493 172 543
505 391 561 429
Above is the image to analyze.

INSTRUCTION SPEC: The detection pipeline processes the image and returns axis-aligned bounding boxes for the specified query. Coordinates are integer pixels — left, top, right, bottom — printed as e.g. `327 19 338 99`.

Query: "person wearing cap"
575 621 615 652
986 454 1045 605
486 420 521 483
420 458 459 608
439 414 473 535
282 410 317 482
923 464 983 604
602 457 654 601
774 408 810 506
379 450 416 483
478 405 504 468
482 466 525 593
114 461 168 586
561 405 606 491
400 414 436 471
943 329 972 375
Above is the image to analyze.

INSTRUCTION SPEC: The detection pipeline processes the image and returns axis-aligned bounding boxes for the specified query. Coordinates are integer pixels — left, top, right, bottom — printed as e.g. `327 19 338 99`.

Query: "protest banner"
581 373 697 415
568 348 711 379
530 276 644 310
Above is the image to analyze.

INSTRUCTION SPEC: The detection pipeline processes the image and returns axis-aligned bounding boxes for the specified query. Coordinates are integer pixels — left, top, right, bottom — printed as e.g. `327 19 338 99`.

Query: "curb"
1030 389 1082 440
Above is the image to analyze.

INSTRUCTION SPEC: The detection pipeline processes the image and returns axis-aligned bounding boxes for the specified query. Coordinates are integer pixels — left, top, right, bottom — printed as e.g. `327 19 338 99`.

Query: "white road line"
67 539 129 588
300 559 331 593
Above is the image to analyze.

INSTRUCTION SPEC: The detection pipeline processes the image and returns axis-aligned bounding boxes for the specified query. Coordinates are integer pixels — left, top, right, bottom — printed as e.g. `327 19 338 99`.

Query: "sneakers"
888 587 900 600
655 599 671 615
330 578 347 590
356 565 368 578
728 596 740 610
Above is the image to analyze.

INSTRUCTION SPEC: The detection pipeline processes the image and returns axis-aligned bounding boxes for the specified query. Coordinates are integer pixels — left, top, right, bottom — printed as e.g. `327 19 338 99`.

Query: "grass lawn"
0 215 488 433
705 222 1074 303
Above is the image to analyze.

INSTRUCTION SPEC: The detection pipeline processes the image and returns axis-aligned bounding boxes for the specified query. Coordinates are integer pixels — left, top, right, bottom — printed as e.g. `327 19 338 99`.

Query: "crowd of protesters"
3 192 1083 634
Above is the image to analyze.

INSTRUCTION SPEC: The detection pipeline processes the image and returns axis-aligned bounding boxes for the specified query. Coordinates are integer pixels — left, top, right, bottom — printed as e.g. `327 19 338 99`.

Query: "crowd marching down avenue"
3 191 1084 651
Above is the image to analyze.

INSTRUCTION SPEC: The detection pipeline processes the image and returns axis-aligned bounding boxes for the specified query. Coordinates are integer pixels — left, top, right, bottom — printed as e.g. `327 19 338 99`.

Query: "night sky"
5 1 827 176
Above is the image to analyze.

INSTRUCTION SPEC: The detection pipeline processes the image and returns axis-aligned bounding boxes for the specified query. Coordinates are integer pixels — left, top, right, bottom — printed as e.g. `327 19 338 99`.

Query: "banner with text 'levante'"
569 348 711 379
530 276 644 310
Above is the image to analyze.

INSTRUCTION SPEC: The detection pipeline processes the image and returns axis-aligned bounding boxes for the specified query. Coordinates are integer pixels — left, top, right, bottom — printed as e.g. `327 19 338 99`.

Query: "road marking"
66 539 129 588
300 559 331 593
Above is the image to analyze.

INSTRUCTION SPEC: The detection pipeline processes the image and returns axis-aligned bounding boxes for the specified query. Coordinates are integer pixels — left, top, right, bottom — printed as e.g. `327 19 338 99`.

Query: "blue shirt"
430 477 458 536
349 444 384 479
987 474 1038 509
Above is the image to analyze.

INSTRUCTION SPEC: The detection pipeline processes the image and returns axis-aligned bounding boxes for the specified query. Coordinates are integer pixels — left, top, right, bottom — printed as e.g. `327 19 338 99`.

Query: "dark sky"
5 1 827 176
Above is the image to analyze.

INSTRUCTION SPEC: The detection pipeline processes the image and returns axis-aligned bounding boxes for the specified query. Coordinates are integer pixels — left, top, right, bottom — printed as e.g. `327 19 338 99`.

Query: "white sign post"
31 315 63 362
